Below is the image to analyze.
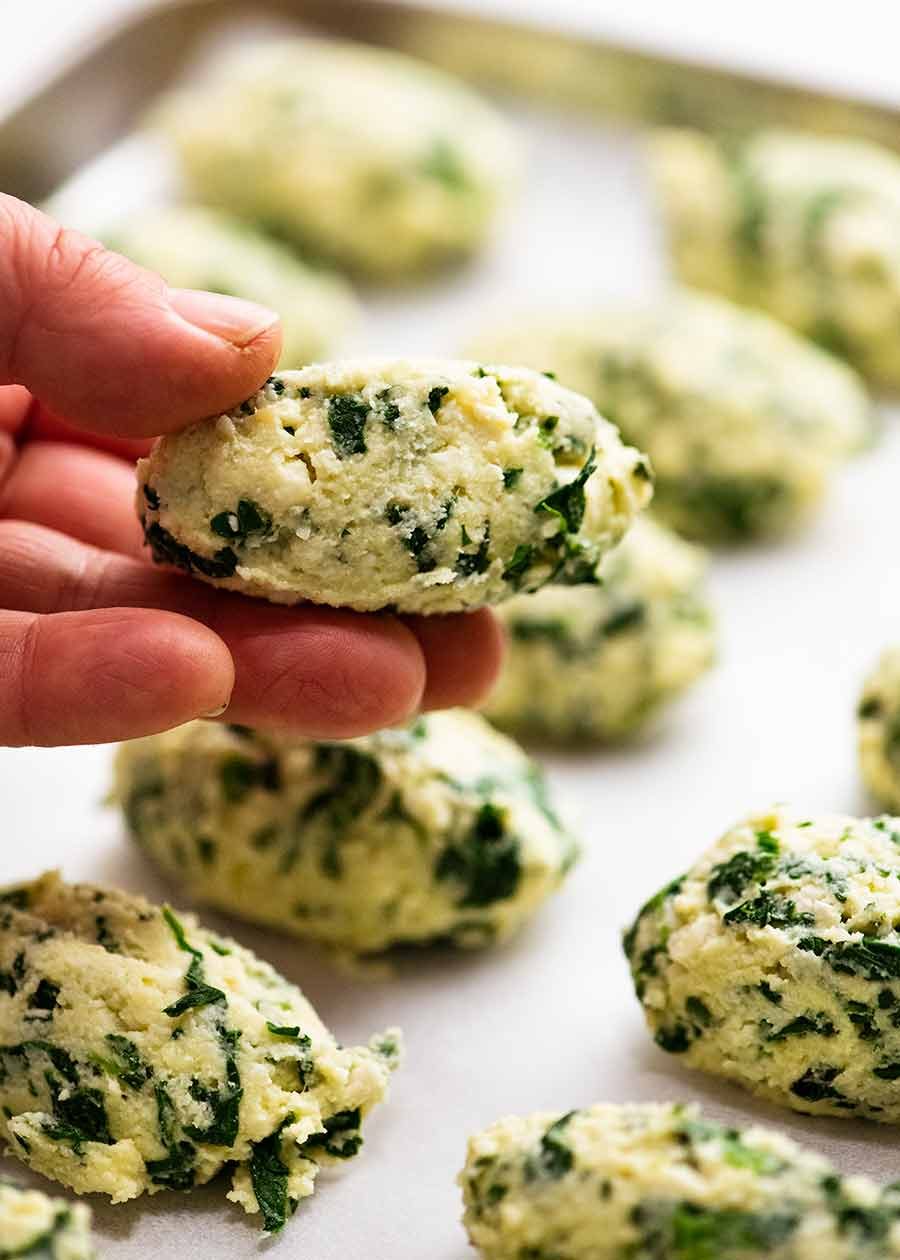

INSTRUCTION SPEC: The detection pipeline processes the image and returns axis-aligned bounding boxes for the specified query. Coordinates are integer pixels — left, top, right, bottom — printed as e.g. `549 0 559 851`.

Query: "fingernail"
168 287 279 349
201 698 232 719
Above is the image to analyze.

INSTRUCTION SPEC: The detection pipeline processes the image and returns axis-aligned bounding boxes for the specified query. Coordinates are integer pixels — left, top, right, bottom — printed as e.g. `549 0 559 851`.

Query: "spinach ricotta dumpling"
460 1100 900 1259
471 289 871 540
859 648 900 812
107 205 359 368
482 517 714 741
650 127 900 390
0 1179 94 1260
154 38 519 279
625 807 900 1123
0 872 397 1232
137 360 652 613
112 710 579 955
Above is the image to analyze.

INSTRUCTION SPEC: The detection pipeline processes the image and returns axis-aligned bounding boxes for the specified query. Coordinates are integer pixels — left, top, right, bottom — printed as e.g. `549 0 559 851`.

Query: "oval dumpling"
471 290 871 541
153 39 520 279
624 806 900 1123
0 872 397 1232
112 710 579 956
460 1100 900 1259
482 516 715 741
650 126 900 390
136 360 652 613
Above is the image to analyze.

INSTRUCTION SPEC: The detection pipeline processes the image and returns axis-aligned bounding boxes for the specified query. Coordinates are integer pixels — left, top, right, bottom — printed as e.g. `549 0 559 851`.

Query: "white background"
4 3 900 1258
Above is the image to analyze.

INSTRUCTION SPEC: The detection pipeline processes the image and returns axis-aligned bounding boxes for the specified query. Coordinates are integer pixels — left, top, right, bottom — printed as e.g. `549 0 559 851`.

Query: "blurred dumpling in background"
858 646 900 811
107 204 359 367
650 127 900 391
112 710 579 957
152 38 520 280
471 289 872 541
482 517 714 742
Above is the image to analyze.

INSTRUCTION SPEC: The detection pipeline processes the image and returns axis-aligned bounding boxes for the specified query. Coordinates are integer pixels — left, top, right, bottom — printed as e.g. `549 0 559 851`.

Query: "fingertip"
405 609 506 712
219 604 426 739
32 609 234 744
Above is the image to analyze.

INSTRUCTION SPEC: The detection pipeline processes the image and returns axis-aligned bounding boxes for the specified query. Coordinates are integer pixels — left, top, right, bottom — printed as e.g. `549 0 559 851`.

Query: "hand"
0 194 503 746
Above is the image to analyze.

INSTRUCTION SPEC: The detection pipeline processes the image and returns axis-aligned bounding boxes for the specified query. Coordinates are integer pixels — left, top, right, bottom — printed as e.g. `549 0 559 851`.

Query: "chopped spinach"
146 1083 196 1191
535 448 597 535
184 1026 242 1147
797 934 900 982
435 803 521 908
27 979 59 1013
249 1113 296 1233
327 394 369 458
722 892 812 930
707 847 776 904
790 1064 846 1103
419 138 469 191
427 385 450 414
765 1012 837 1042
143 522 238 579
291 747 383 877
220 754 280 804
502 467 523 490
524 1111 575 1181
456 526 491 576
302 1107 363 1160
630 1198 798 1259
104 1034 152 1091
502 543 534 585
209 498 272 547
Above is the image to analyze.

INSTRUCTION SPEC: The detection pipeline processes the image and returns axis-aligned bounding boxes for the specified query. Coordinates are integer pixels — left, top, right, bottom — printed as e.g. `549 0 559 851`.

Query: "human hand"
0 194 503 746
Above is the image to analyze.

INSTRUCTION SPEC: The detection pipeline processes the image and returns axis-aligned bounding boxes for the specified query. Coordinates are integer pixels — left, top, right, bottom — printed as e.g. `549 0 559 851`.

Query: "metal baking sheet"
3 3 900 1258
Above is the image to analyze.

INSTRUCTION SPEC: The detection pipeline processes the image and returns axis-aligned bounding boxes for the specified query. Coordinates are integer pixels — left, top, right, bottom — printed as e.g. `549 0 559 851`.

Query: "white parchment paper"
4 81 900 1260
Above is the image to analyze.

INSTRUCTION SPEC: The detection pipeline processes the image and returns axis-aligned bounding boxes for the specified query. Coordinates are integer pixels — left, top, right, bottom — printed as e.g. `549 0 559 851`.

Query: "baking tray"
4 3 900 1258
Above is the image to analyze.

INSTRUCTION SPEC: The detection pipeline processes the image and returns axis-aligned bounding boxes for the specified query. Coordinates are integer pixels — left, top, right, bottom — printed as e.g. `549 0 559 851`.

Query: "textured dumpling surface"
136 360 652 613
650 127 900 389
624 807 900 1122
471 290 871 540
482 517 714 741
112 710 579 955
859 648 900 811
0 1179 94 1260
154 38 519 278
460 1100 900 1259
107 205 359 368
0 873 396 1232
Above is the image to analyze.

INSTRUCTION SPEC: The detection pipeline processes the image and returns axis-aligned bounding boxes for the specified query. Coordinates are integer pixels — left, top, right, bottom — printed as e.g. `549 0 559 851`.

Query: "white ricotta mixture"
650 127 900 390
0 873 397 1232
482 517 715 741
0 1180 94 1260
112 710 579 955
460 1101 900 1259
471 290 871 540
107 205 359 368
153 38 519 278
625 807 900 1122
136 360 652 613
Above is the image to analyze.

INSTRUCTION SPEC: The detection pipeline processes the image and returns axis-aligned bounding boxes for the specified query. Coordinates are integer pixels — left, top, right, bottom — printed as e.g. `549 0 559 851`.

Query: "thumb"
0 194 282 437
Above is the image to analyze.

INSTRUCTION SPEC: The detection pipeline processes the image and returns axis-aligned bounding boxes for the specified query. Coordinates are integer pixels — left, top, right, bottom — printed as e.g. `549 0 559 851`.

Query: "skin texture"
0 193 504 746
